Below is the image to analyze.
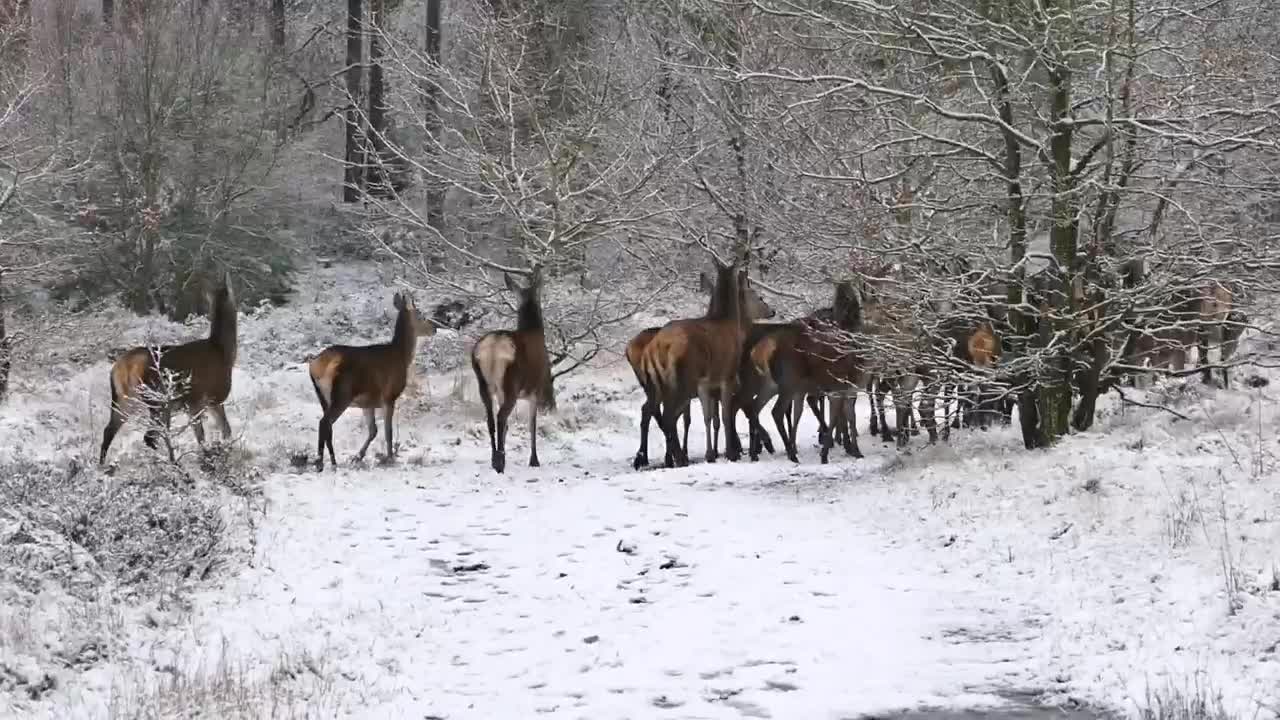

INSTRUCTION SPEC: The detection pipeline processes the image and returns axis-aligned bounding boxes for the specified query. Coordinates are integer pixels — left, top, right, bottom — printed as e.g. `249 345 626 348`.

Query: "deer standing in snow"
472 268 555 474
308 291 436 470
99 272 238 464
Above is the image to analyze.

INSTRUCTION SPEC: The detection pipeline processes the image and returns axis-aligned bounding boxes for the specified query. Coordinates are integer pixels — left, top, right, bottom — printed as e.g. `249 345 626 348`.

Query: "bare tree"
739 0 1280 447
423 0 444 227
343 0 365 202
362 2 684 375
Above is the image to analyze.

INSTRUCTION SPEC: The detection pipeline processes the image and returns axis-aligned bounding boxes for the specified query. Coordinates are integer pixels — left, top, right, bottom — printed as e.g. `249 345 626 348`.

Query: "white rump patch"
474 335 517 404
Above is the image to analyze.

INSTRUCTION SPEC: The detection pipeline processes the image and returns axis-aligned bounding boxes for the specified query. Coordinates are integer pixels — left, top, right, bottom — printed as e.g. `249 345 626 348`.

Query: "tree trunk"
424 0 444 228
103 0 114 24
0 269 9 404
342 0 365 203
990 60 1044 450
1039 60 1078 444
271 0 285 50
366 0 389 196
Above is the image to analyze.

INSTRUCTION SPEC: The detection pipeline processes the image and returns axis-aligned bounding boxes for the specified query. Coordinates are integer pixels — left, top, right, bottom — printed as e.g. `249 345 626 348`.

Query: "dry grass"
1138 676 1236 720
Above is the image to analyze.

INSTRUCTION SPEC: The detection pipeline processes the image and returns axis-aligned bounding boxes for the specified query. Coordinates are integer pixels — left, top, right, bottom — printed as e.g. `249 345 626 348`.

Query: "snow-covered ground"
3 262 1280 719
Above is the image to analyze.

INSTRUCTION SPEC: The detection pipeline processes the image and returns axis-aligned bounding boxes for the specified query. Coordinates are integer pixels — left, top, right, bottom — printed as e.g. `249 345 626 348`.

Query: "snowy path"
166 455 1045 719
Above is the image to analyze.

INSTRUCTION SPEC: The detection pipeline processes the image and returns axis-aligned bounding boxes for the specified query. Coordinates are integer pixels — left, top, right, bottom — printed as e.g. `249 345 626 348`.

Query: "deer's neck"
209 299 238 365
390 311 419 368
517 299 543 332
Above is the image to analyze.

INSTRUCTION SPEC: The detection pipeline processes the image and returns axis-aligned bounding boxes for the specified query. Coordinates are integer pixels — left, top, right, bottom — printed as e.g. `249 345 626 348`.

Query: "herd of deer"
95 262 1245 474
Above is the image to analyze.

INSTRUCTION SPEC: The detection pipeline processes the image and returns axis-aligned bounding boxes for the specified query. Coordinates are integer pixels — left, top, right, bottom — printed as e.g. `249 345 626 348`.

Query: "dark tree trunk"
424 0 444 228
103 0 114 24
342 0 365 203
991 59 1044 450
366 0 388 196
271 0 285 50
0 269 9 403
1040 60 1078 443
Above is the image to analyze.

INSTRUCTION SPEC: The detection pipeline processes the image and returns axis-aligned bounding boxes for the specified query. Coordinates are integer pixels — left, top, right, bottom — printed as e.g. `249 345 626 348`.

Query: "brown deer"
99 272 238 465
640 261 754 467
1193 283 1247 388
733 282 859 462
472 268 554 474
309 291 436 471
750 280 869 463
937 319 1002 436
629 271 775 469
1121 281 1247 389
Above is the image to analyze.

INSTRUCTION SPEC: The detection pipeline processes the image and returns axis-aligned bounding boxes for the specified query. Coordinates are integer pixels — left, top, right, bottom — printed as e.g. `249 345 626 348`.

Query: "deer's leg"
866 379 879 436
770 391 793 462
1198 325 1214 386
807 394 827 448
100 406 126 465
894 377 918 450
698 385 718 463
712 395 723 459
355 407 378 461
382 400 397 464
635 392 654 470
845 390 863 459
208 403 231 442
875 380 893 442
659 394 690 468
528 398 540 468
722 381 742 462
750 386 778 459
681 403 691 460
819 394 837 465
185 399 209 453
919 378 939 444
493 389 518 474
472 359 498 464
319 374 356 470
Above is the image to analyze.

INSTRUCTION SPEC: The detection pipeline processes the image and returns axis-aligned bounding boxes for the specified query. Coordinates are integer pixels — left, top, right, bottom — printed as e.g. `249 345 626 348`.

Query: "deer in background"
640 260 755 467
472 268 555 474
309 291 437 471
100 272 238 465
629 270 775 469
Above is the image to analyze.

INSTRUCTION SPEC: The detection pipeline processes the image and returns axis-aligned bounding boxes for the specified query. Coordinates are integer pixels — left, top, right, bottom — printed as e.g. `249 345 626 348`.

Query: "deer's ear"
504 273 520 293
698 272 714 294
393 292 405 310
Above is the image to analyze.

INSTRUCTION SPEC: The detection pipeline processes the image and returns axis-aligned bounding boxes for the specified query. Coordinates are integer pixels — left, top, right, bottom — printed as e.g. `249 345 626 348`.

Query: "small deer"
100 272 238 465
309 291 437 471
629 270 774 469
472 268 554 474
640 261 755 466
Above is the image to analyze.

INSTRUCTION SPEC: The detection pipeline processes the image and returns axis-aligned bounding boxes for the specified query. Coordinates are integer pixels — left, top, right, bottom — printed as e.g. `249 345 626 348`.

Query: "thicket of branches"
2 0 1277 448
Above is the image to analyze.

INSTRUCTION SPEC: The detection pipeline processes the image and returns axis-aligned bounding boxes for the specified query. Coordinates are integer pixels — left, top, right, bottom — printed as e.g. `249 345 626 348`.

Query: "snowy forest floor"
2 262 1279 720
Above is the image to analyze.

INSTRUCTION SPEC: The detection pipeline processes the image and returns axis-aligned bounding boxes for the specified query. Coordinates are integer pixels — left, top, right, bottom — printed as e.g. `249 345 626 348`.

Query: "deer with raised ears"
100 272 238 465
629 270 775 470
640 260 755 467
309 291 436 471
472 267 554 474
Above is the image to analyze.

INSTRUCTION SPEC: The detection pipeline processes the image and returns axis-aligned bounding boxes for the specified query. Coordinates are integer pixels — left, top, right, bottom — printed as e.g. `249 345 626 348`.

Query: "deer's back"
311 343 408 408
115 338 232 404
